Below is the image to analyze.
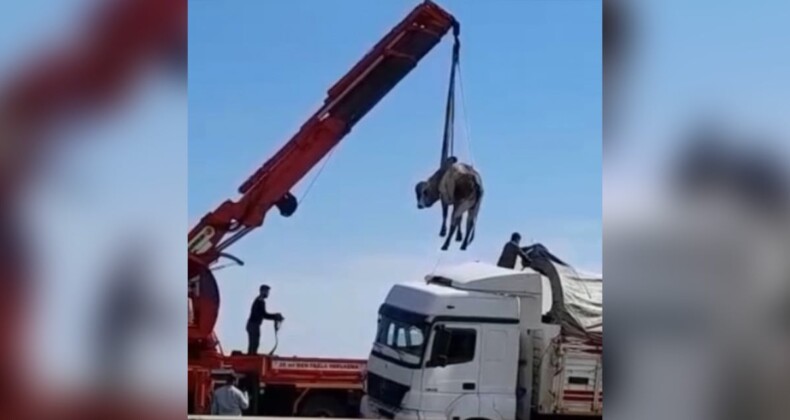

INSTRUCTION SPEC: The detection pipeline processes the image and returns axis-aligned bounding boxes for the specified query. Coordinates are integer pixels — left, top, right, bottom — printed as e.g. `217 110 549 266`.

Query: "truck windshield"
375 315 426 358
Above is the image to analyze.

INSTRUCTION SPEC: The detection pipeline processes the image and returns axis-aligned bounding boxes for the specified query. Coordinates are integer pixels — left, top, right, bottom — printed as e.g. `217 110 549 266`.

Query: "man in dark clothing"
496 232 533 269
246 284 283 355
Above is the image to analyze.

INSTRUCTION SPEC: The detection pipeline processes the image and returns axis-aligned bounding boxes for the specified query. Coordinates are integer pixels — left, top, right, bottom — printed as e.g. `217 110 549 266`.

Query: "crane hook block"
275 192 298 217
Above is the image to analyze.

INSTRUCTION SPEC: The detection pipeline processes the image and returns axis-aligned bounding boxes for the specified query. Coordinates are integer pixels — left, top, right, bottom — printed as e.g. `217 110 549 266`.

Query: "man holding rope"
246 284 284 355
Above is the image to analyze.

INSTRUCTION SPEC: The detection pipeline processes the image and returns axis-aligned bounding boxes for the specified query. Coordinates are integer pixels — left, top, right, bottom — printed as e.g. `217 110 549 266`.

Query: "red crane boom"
188 1 458 269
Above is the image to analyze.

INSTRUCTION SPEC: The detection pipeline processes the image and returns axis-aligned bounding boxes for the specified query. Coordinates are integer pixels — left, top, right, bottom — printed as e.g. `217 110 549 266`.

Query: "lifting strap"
268 319 282 356
440 26 461 166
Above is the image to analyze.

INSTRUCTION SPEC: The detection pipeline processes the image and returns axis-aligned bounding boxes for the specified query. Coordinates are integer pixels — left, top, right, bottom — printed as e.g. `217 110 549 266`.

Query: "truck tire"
298 394 348 418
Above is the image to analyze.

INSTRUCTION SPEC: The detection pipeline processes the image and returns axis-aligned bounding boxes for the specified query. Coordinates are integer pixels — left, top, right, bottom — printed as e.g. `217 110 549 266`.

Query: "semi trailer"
361 248 603 420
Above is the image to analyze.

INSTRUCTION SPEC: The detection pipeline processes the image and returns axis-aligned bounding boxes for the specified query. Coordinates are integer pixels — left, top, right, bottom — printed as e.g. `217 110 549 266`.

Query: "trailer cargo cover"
515 244 602 342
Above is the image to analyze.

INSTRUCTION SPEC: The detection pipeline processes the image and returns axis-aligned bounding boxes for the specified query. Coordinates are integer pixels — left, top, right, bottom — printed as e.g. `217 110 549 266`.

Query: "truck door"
478 326 518 420
421 323 481 418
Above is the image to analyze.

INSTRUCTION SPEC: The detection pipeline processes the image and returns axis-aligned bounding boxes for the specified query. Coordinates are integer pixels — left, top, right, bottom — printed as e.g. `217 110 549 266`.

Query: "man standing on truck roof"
496 232 533 269
246 284 284 355
211 375 249 416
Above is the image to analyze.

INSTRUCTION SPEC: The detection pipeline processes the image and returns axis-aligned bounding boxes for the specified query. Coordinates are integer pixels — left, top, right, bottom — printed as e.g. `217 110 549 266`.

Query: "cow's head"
415 180 438 209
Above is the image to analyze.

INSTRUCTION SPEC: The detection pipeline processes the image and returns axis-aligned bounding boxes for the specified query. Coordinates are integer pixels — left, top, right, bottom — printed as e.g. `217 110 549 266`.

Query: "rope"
297 147 336 204
440 29 476 169
456 62 476 168
208 263 238 272
440 37 460 166
268 319 282 356
431 250 445 275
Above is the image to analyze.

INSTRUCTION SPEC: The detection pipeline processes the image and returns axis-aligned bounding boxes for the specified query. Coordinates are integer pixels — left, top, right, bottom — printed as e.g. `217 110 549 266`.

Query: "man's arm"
518 246 533 267
260 300 283 321
234 387 250 411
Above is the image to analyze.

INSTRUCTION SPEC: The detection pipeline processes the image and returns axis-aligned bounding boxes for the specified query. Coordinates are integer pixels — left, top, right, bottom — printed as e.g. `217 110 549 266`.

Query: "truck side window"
444 328 476 365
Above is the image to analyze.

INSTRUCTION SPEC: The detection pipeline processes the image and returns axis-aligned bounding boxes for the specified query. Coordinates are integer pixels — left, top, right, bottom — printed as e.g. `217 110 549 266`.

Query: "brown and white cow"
415 157 483 251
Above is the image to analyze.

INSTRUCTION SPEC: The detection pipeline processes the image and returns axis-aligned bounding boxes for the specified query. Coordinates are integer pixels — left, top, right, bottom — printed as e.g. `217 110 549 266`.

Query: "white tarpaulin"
514 244 602 342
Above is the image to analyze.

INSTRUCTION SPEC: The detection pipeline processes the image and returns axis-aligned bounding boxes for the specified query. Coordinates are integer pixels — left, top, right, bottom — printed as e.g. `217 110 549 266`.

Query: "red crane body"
188 2 459 415
188 0 458 345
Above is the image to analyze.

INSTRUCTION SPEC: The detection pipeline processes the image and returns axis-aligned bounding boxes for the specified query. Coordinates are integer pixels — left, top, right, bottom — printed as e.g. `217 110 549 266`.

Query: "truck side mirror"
427 325 451 368
433 354 448 368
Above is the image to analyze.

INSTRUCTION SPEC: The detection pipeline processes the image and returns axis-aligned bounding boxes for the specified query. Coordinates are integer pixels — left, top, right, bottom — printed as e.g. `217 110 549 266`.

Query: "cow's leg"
461 202 481 251
470 202 480 244
441 215 459 251
454 201 468 242
439 202 448 237
455 214 464 242
460 214 475 250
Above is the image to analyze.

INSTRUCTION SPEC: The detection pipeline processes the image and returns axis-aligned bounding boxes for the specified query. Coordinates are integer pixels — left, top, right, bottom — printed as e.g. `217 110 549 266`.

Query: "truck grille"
367 372 409 408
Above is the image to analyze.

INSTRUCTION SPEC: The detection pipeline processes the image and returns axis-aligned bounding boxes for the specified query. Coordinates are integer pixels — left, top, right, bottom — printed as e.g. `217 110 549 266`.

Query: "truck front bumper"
360 396 421 420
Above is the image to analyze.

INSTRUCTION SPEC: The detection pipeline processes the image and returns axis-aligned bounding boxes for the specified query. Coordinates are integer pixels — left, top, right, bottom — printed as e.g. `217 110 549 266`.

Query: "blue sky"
190 0 601 357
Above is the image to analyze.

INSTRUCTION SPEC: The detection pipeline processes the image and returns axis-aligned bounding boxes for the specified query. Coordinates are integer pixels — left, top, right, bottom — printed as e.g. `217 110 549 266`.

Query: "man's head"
259 284 270 299
226 374 238 387
511 232 522 244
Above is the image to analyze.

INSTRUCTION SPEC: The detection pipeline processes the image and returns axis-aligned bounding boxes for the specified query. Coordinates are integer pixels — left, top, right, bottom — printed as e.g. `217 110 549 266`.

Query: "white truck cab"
361 262 602 420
